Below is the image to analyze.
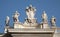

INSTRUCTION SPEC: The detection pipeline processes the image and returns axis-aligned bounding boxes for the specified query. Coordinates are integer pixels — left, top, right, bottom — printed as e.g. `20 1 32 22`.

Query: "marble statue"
12 11 20 22
5 16 10 26
42 11 48 22
26 5 36 19
50 16 56 26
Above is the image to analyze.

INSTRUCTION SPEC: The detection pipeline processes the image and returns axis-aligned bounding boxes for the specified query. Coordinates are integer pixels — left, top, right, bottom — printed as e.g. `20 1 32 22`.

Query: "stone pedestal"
43 23 49 29
4 26 10 33
13 22 24 28
24 18 38 27
42 22 49 29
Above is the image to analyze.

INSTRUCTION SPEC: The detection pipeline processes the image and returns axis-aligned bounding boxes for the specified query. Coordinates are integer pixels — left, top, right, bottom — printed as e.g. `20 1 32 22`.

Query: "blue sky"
0 0 60 33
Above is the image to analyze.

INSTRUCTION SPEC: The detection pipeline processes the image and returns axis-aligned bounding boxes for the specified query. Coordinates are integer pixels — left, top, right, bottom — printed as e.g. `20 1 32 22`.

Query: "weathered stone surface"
7 28 54 37
11 33 53 37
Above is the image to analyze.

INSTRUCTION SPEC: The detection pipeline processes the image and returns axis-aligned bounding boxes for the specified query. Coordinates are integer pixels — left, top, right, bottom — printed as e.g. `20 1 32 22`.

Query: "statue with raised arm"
12 11 20 22
5 16 10 26
42 11 48 22
50 16 56 26
26 5 36 19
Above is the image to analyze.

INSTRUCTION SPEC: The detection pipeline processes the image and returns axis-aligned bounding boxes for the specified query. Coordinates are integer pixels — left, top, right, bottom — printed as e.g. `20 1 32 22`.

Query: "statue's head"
43 11 46 15
26 4 36 13
15 11 20 16
51 16 56 22
6 16 10 21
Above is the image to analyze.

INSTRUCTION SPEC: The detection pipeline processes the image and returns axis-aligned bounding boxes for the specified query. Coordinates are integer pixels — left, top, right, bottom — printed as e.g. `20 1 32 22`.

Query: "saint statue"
42 11 48 22
26 5 36 19
50 16 56 26
12 11 20 22
5 16 10 26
